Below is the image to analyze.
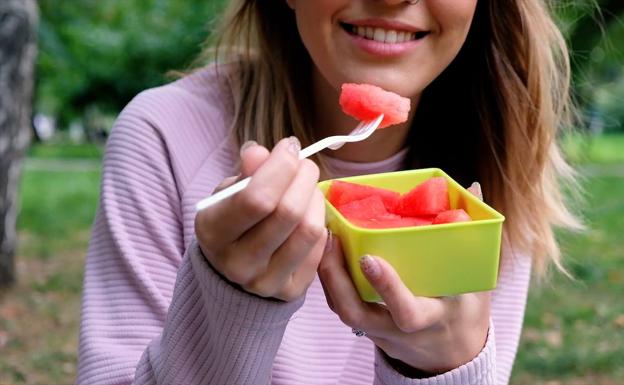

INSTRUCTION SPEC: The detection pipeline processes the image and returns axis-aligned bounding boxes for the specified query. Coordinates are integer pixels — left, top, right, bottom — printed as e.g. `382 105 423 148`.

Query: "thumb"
239 140 270 177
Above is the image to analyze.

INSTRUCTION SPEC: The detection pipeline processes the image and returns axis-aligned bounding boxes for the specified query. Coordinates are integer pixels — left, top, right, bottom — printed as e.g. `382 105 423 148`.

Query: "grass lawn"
511 174 624 385
0 134 623 384
27 142 103 160
0 169 100 385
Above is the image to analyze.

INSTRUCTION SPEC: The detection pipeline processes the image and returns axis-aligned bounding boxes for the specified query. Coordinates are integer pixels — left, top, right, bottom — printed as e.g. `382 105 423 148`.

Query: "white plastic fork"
195 114 384 211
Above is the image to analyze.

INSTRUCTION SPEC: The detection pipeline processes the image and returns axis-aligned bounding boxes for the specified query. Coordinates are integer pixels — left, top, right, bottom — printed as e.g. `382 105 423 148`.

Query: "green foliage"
563 132 624 163
36 0 226 127
554 0 624 131
34 1 624 132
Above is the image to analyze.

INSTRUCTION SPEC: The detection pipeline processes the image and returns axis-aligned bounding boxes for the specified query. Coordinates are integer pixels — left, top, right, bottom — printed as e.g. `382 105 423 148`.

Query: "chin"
332 65 425 98
344 75 423 99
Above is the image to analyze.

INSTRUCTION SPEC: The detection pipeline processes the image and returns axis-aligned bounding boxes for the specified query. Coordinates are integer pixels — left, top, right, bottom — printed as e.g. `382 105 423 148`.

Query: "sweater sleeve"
76 93 303 385
373 252 532 385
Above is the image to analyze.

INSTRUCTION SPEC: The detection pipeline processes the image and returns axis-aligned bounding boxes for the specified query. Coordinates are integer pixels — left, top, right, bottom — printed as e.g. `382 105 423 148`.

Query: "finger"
216 141 269 193
271 189 327 298
235 159 320 266
360 256 446 333
467 181 483 201
214 174 241 193
239 141 270 177
318 236 395 336
230 137 301 228
239 187 325 298
197 138 299 247
267 222 327 302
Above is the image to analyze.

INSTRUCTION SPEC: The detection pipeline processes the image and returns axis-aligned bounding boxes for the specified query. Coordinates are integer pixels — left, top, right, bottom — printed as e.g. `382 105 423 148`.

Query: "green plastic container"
317 168 505 302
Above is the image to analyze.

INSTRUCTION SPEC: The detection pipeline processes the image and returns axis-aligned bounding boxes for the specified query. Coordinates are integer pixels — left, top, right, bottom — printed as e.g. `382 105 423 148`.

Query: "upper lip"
341 18 427 33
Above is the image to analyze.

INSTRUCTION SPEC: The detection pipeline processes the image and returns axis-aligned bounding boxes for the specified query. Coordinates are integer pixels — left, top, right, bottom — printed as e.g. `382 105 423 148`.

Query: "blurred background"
0 0 622 384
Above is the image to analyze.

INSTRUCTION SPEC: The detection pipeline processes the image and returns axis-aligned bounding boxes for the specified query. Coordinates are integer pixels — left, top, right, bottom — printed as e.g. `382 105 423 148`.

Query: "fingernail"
360 255 380 279
324 229 333 253
288 136 301 155
240 140 257 157
470 182 483 200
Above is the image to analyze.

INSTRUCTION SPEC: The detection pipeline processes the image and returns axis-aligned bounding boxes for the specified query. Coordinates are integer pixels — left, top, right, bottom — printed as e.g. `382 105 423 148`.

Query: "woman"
76 1 581 384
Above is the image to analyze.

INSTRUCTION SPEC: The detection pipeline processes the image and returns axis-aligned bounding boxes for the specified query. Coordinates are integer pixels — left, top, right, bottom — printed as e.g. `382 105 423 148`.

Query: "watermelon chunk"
339 83 411 128
433 209 472 224
328 176 474 230
328 180 401 212
352 216 433 229
396 177 450 217
337 195 393 221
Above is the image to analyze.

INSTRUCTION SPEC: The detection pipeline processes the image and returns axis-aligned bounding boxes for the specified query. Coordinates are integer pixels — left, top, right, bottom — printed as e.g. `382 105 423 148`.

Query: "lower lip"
346 31 424 57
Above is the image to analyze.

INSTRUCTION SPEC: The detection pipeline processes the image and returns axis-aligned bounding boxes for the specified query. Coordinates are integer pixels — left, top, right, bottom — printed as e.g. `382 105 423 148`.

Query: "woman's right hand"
194 137 328 302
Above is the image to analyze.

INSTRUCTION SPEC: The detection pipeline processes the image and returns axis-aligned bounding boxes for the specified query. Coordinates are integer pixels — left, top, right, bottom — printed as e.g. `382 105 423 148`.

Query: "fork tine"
196 114 384 211
327 114 382 150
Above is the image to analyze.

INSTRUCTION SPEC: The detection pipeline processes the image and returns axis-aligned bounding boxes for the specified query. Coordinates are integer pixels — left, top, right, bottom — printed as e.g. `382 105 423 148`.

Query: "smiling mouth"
340 22 430 44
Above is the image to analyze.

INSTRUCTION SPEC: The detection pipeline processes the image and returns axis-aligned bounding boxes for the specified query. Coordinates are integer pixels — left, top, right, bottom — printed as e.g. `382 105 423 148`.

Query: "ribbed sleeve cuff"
374 321 496 385
142 240 306 384
189 239 305 328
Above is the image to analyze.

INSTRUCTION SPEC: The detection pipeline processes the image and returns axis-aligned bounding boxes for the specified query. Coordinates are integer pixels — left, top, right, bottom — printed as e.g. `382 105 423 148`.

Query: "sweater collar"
318 147 409 179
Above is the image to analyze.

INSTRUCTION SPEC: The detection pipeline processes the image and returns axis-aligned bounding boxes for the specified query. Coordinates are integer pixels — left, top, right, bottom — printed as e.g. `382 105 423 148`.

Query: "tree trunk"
0 0 37 287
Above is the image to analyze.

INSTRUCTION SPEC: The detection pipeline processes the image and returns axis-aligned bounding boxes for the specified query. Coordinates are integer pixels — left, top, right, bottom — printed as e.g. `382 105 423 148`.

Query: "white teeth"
385 30 397 44
373 28 385 43
351 25 418 43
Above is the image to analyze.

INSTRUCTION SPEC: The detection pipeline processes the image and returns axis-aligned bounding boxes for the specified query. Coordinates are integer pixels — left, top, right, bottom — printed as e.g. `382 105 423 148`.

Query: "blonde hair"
203 0 583 275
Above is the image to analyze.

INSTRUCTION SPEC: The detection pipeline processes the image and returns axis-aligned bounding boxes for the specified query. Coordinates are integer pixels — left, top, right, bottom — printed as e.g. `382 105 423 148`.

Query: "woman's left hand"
318 236 491 376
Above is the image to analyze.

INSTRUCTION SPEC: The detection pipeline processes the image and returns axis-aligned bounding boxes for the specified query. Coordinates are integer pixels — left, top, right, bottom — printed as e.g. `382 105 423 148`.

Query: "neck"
311 68 419 163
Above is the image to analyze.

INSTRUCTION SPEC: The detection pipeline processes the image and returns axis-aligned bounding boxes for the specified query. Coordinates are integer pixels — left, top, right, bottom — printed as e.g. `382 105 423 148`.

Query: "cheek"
293 2 334 63
424 0 478 74
430 0 478 40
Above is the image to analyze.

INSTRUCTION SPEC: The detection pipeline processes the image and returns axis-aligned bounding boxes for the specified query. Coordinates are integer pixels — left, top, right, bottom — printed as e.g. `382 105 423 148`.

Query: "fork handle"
195 140 339 211
195 177 251 211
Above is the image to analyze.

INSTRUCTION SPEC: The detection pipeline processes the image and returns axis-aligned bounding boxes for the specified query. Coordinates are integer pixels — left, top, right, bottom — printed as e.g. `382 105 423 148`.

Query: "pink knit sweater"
76 66 532 385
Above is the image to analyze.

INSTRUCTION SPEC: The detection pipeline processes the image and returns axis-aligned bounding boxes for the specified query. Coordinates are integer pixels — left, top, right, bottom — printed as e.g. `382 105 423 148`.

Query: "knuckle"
296 218 325 245
278 285 305 302
243 278 275 298
221 257 254 286
281 151 300 171
301 159 320 180
338 307 364 329
274 201 303 225
239 189 276 218
395 308 424 333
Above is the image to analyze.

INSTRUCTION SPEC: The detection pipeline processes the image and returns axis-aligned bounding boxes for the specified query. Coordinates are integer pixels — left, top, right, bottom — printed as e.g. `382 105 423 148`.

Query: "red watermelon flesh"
352 216 433 229
328 180 401 212
433 209 472 224
337 195 393 221
396 177 450 217
339 83 411 128
328 176 473 229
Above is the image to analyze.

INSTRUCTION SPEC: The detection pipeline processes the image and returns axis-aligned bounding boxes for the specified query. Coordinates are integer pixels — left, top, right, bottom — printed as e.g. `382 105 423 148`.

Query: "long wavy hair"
201 0 583 275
